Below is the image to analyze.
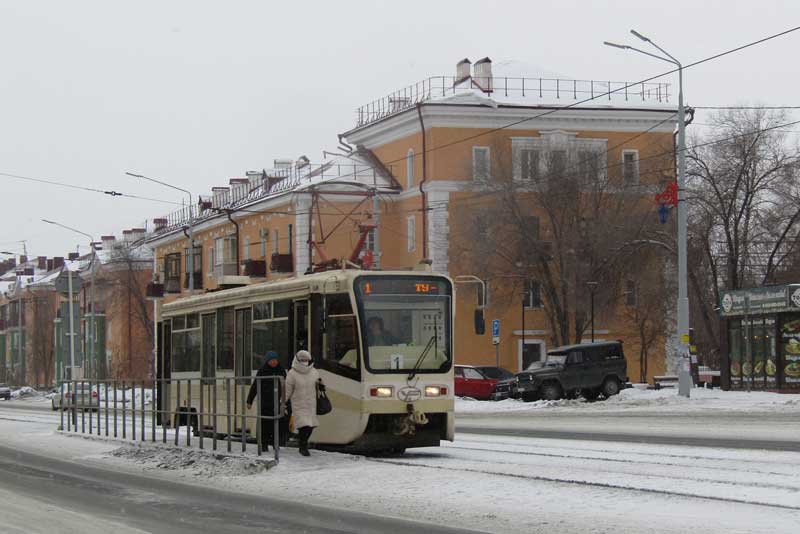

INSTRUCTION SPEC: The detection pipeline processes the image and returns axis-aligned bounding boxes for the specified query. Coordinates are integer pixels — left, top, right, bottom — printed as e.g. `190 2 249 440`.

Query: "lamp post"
42 220 97 380
605 30 690 396
126 172 195 292
586 281 599 343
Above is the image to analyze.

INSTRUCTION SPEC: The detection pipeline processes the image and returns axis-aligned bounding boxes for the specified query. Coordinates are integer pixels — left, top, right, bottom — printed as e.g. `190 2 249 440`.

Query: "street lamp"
586 281 599 343
126 172 196 292
605 29 690 396
42 219 98 381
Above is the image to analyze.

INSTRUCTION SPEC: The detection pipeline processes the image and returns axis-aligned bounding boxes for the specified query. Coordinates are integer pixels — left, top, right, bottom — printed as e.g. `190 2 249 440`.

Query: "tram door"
294 300 309 355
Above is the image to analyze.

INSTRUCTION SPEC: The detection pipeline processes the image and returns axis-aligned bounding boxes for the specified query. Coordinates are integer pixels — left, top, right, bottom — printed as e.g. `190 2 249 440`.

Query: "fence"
56 376 285 463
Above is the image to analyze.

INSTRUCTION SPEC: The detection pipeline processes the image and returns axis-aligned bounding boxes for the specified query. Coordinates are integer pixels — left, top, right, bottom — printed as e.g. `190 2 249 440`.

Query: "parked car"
455 365 517 400
515 341 628 402
0 383 10 401
51 383 99 411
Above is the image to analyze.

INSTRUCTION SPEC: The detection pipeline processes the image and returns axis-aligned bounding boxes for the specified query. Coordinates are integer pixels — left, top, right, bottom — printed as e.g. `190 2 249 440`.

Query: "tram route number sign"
492 319 500 345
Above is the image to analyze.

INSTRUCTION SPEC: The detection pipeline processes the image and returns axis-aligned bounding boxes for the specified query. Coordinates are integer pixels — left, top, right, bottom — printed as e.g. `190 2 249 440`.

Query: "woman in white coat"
285 350 320 456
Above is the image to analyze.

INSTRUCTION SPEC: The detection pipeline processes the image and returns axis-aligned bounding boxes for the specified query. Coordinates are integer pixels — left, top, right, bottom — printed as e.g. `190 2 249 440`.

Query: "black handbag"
316 380 332 415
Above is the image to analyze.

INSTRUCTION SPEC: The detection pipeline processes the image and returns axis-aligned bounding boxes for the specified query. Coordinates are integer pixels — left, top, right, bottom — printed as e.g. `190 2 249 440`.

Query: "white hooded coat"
285 352 320 429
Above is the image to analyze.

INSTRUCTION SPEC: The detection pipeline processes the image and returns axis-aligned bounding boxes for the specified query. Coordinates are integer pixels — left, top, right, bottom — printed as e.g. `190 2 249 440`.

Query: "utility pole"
587 281 599 343
605 29 691 397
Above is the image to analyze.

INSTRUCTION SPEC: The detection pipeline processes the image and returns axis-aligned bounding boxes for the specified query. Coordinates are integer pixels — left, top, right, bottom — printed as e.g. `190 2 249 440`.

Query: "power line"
695 106 800 110
0 171 184 206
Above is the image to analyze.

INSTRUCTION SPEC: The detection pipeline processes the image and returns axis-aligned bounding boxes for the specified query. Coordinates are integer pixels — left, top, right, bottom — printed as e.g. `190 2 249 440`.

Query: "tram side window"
217 307 235 370
311 293 359 380
201 313 216 381
253 301 291 369
235 308 252 383
172 314 201 373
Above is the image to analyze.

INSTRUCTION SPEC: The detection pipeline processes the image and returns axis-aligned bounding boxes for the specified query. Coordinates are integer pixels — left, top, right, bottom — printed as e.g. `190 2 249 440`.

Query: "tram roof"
161 269 451 316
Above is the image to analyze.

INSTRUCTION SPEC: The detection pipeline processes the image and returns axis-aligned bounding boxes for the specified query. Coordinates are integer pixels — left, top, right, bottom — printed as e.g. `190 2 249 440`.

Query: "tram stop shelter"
719 284 800 391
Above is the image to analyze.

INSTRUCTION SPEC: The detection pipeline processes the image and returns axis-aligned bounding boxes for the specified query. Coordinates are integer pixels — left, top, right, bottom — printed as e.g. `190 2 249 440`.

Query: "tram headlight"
424 386 447 397
370 386 394 398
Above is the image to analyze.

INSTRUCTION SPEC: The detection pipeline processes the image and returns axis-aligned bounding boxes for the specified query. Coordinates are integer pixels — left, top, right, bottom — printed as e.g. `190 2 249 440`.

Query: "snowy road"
1 394 799 533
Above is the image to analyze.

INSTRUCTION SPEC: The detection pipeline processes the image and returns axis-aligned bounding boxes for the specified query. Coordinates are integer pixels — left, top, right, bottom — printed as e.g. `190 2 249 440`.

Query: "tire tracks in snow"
368 457 800 511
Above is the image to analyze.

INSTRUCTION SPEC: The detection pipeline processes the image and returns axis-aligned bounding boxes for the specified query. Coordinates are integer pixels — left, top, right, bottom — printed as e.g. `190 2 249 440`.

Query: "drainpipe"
226 210 241 275
416 103 429 261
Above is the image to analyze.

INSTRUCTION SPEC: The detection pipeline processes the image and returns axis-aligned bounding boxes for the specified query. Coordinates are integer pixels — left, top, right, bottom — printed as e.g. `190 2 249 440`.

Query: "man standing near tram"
247 351 288 451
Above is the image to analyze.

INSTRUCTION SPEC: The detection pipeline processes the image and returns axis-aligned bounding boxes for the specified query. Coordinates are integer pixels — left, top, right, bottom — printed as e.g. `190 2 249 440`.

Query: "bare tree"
30 293 55 387
687 107 800 359
451 137 672 348
102 242 154 380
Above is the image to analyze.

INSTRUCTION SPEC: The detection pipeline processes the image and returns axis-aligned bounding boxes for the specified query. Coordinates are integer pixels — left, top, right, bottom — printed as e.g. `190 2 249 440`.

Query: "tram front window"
356 276 452 373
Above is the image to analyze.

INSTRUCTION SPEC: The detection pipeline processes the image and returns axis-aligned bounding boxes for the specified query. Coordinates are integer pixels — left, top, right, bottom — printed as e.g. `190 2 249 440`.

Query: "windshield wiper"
408 334 437 381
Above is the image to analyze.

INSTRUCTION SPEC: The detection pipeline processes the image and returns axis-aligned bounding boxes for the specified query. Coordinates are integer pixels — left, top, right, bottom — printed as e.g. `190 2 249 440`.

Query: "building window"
288 224 293 255
183 246 202 288
623 150 639 185
406 149 414 189
626 279 637 306
522 216 540 240
214 236 237 277
260 232 267 258
243 237 250 261
407 215 416 252
473 146 490 181
549 150 567 177
366 228 376 252
164 253 181 293
208 247 214 279
273 229 279 254
520 149 539 181
524 280 542 309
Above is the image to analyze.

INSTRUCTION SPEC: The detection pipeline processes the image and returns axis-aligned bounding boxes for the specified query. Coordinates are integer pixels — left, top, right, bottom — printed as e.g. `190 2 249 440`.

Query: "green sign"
719 285 800 317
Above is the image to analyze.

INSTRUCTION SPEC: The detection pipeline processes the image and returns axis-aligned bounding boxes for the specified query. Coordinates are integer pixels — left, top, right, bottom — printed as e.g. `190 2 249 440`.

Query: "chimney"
130 228 146 242
101 235 116 249
198 196 212 211
37 256 47 270
53 257 65 269
19 255 28 264
473 57 493 93
153 218 168 232
456 58 471 83
273 158 293 170
212 187 230 209
122 229 133 242
47 259 54 271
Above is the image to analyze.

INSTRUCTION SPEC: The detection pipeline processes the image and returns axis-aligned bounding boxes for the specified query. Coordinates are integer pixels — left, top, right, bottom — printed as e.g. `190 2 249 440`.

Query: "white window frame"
407 215 416 252
511 133 608 185
243 237 250 261
523 279 542 309
472 146 490 181
406 149 414 189
622 149 639 186
273 229 279 255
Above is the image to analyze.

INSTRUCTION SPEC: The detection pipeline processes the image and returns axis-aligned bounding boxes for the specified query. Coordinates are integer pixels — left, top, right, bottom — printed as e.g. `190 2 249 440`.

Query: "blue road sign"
492 319 500 337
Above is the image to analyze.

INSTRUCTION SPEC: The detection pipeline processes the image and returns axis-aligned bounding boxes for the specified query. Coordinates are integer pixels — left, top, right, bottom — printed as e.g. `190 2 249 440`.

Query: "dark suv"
515 342 628 402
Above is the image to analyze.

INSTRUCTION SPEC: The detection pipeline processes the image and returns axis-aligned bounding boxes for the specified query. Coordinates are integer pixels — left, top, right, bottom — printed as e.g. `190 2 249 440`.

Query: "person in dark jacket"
247 351 287 450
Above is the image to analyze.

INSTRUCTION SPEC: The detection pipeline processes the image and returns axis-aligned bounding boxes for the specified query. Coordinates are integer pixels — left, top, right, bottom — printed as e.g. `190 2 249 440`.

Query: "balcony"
270 253 293 274
183 272 204 290
354 76 672 128
242 259 267 278
213 261 250 287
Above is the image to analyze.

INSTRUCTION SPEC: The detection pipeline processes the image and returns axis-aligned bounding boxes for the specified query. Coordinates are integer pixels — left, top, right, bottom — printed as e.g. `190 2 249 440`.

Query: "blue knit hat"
265 351 279 363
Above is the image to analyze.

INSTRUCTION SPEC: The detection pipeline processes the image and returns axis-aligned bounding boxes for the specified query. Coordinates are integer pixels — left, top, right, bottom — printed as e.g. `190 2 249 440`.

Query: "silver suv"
52 383 99 411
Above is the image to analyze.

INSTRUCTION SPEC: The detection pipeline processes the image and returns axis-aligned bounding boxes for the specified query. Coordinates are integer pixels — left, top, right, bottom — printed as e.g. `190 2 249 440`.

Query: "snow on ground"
2 405 799 534
456 386 800 415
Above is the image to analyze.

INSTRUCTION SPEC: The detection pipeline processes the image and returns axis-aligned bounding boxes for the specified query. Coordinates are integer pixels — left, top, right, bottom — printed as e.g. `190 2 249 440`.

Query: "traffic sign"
492 319 500 345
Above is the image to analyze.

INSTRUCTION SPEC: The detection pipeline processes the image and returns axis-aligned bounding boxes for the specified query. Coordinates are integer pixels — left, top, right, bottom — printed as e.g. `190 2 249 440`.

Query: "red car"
454 365 516 400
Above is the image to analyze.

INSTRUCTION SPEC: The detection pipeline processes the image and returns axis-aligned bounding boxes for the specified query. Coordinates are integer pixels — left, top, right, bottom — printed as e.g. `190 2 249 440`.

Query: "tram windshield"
355 277 452 374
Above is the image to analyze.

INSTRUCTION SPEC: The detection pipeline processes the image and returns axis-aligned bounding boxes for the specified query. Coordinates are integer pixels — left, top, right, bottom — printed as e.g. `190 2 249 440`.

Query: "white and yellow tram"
158 269 456 452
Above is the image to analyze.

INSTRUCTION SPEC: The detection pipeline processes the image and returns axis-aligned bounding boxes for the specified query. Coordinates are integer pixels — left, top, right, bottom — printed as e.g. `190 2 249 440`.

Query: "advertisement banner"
781 315 800 384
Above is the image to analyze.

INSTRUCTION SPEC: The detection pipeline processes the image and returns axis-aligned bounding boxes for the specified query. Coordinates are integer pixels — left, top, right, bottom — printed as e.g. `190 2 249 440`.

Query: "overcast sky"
1 0 797 258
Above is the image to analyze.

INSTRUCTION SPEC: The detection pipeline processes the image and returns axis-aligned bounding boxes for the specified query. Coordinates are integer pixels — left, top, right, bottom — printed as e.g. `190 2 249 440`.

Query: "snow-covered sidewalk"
456 386 800 415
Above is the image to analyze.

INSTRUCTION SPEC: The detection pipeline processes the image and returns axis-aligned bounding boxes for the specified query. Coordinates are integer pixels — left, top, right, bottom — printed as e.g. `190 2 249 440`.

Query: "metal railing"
57 376 285 463
355 75 672 127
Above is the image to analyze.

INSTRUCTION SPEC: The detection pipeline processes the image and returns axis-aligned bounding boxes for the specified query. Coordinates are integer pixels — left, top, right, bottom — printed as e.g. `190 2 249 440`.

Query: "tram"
158 269 456 452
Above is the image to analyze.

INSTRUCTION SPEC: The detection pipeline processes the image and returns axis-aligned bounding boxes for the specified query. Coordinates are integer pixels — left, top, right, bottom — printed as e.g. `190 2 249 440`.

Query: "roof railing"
355 75 672 127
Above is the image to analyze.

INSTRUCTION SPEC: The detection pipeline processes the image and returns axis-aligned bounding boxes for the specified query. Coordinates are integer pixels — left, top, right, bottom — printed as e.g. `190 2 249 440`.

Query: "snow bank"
107 444 272 477
456 387 800 415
